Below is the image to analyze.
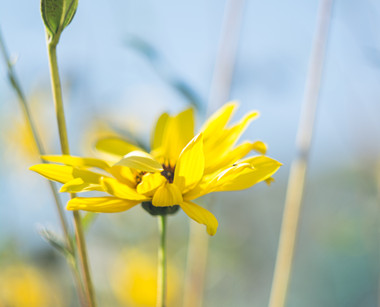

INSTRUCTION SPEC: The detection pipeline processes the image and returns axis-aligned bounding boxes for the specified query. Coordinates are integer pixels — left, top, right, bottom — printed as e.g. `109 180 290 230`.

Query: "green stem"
46 41 96 307
0 29 85 303
47 44 70 155
0 30 72 250
157 215 167 307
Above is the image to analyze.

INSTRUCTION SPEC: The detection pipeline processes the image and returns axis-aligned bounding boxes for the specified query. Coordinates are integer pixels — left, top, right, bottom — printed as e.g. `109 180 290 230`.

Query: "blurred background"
1 0 380 306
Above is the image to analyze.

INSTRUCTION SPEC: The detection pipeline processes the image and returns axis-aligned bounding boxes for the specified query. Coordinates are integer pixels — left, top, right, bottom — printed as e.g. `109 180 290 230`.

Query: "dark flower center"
135 171 145 184
161 163 175 183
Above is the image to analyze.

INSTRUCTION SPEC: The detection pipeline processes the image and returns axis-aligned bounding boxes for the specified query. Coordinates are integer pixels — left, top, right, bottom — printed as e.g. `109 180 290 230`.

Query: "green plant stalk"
0 30 85 304
0 33 71 251
268 0 333 306
47 41 96 307
157 215 167 307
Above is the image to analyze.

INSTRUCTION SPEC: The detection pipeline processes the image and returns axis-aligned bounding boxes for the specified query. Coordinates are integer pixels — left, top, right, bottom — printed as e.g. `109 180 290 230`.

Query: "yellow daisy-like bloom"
0 264 62 307
30 102 281 235
111 249 181 306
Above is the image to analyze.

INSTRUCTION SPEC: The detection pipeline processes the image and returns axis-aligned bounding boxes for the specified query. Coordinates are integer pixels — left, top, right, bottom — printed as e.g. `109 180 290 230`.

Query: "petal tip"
207 225 218 236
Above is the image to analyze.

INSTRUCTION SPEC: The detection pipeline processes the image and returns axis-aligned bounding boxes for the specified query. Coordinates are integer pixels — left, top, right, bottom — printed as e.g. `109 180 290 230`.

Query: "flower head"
111 249 180 306
30 102 281 235
0 264 62 307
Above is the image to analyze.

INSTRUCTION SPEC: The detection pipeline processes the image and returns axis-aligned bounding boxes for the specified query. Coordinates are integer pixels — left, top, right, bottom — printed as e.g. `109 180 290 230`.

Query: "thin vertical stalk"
0 29 72 254
268 1 333 306
157 215 167 307
0 30 85 304
183 1 246 306
46 41 96 307
182 220 209 307
376 161 380 307
207 0 246 114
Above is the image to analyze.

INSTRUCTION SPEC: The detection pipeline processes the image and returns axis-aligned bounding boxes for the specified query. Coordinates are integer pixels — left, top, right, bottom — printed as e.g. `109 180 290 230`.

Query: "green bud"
41 0 78 42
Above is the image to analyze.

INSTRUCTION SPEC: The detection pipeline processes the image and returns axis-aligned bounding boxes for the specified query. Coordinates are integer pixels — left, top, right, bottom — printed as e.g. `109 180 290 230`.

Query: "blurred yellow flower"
0 264 61 307
111 250 180 307
30 102 281 235
3 119 39 159
2 91 53 164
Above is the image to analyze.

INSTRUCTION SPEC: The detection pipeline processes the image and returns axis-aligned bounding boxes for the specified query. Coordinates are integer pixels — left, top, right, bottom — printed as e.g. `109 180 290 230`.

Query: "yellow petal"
95 137 142 157
101 177 149 201
201 101 237 139
114 151 163 172
152 183 183 207
203 111 259 173
173 133 204 193
30 164 75 183
184 163 252 200
136 172 166 196
211 156 281 192
151 112 170 151
204 141 256 174
67 197 140 213
180 201 218 236
42 155 110 170
160 108 194 163
252 141 267 155
30 164 103 185
109 165 137 188
60 178 104 193
265 177 275 185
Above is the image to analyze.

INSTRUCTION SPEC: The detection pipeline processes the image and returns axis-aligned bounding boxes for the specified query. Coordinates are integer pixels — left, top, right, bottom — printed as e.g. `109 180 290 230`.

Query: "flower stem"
268 1 333 306
157 215 167 307
0 28 72 254
46 40 96 307
0 29 85 303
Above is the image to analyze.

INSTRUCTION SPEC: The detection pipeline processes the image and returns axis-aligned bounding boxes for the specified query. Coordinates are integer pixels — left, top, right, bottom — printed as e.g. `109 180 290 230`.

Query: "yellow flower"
111 249 180 307
0 264 62 307
30 102 281 235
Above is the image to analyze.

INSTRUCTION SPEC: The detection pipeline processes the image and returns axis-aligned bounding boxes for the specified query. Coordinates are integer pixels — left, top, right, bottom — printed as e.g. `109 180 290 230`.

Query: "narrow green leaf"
124 35 204 111
82 212 98 232
38 225 72 257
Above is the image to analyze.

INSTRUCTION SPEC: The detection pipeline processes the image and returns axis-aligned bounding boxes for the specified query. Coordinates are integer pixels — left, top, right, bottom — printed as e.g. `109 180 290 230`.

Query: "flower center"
135 171 145 184
161 164 175 183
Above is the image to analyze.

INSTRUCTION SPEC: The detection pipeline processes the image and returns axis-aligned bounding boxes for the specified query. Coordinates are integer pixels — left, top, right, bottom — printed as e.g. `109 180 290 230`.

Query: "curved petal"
184 156 281 199
42 155 111 171
173 133 204 193
114 151 163 172
151 112 170 151
252 141 267 155
265 177 275 185
95 137 142 157
30 164 75 183
180 201 218 236
201 101 237 139
101 177 149 201
67 197 140 213
30 164 104 185
204 141 256 174
211 156 281 192
204 110 259 154
152 183 183 207
109 165 137 188
60 178 104 193
160 108 194 163
137 172 166 196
